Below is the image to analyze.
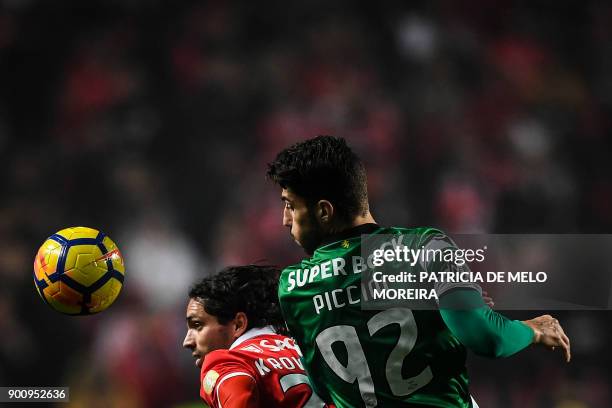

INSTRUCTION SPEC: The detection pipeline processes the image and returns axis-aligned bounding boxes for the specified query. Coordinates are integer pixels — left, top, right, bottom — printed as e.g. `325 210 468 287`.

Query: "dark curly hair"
267 135 369 223
188 265 286 333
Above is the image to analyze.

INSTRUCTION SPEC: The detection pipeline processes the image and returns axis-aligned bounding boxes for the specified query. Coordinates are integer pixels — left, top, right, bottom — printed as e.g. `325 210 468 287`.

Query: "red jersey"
199 327 328 408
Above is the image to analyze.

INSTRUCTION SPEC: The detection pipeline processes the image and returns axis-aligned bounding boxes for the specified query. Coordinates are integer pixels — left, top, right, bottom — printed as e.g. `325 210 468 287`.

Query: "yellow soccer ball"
33 227 125 315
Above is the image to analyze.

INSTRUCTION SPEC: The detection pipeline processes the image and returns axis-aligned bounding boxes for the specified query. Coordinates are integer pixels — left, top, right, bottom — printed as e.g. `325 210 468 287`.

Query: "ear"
316 200 334 224
232 312 249 339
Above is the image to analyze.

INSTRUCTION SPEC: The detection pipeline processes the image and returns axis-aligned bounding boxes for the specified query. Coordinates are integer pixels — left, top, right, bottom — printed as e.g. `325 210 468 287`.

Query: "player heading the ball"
267 135 570 408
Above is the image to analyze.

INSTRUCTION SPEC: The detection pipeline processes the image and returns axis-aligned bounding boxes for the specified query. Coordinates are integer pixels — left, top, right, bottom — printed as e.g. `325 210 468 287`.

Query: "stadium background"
1 0 611 407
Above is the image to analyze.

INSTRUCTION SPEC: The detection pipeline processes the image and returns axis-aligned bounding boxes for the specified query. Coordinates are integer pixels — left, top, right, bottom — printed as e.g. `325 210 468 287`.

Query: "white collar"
230 325 276 350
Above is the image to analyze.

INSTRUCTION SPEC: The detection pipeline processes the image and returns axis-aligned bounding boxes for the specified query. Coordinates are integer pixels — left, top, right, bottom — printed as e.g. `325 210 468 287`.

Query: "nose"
283 207 292 228
183 331 194 349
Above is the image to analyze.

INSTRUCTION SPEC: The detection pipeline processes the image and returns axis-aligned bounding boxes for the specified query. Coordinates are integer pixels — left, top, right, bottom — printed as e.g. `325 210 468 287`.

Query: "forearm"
439 289 534 358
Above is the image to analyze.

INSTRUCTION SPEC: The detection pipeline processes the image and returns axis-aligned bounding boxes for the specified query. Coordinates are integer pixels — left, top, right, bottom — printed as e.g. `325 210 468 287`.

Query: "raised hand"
523 314 571 363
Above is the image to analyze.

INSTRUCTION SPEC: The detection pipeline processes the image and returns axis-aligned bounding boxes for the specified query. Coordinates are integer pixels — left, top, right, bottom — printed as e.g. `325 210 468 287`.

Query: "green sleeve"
439 289 535 358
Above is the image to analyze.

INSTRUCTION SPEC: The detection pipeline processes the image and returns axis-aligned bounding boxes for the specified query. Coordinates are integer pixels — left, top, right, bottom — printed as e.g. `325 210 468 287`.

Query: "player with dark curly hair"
183 265 328 408
267 135 571 408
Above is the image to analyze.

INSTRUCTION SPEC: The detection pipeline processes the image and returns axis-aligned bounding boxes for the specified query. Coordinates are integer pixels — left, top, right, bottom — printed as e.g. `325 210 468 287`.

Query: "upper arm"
420 232 483 298
216 374 259 408
200 351 258 408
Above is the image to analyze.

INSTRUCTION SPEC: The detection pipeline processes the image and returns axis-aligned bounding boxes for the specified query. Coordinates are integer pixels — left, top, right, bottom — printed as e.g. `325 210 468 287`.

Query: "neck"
327 212 376 235
315 213 379 250
351 211 376 227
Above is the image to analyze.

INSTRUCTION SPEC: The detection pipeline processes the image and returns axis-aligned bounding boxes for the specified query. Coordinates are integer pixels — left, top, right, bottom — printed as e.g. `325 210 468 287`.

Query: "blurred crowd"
0 1 611 407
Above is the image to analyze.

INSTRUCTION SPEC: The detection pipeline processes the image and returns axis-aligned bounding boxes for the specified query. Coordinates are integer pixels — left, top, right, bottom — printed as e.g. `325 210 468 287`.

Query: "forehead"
186 298 210 319
281 188 302 202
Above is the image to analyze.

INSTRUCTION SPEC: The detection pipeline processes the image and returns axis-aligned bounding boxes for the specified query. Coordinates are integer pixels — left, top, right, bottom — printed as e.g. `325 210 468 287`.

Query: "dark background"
0 1 610 407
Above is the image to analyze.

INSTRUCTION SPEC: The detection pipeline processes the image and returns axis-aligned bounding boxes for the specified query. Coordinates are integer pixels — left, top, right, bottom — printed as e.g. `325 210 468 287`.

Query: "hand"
481 290 494 308
522 314 571 363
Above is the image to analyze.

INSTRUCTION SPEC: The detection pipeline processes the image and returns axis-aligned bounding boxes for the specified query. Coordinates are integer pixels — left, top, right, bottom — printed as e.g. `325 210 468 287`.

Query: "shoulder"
234 333 300 356
386 226 450 247
200 350 258 406
387 226 444 236
202 348 256 374
281 263 301 275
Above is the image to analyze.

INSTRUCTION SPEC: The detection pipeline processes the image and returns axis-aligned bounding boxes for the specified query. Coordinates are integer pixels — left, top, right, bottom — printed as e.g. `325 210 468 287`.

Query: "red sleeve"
200 350 258 408
216 374 259 408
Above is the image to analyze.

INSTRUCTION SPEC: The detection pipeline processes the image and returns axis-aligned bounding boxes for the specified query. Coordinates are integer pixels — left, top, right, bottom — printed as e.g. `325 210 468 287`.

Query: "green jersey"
279 224 476 408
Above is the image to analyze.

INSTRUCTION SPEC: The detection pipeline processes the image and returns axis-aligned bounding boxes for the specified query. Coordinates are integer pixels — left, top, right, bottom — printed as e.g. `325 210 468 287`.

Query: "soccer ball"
33 226 125 315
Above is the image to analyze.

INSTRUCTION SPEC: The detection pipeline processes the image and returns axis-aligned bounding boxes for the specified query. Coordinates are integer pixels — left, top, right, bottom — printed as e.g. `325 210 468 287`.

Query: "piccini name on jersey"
312 277 390 314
